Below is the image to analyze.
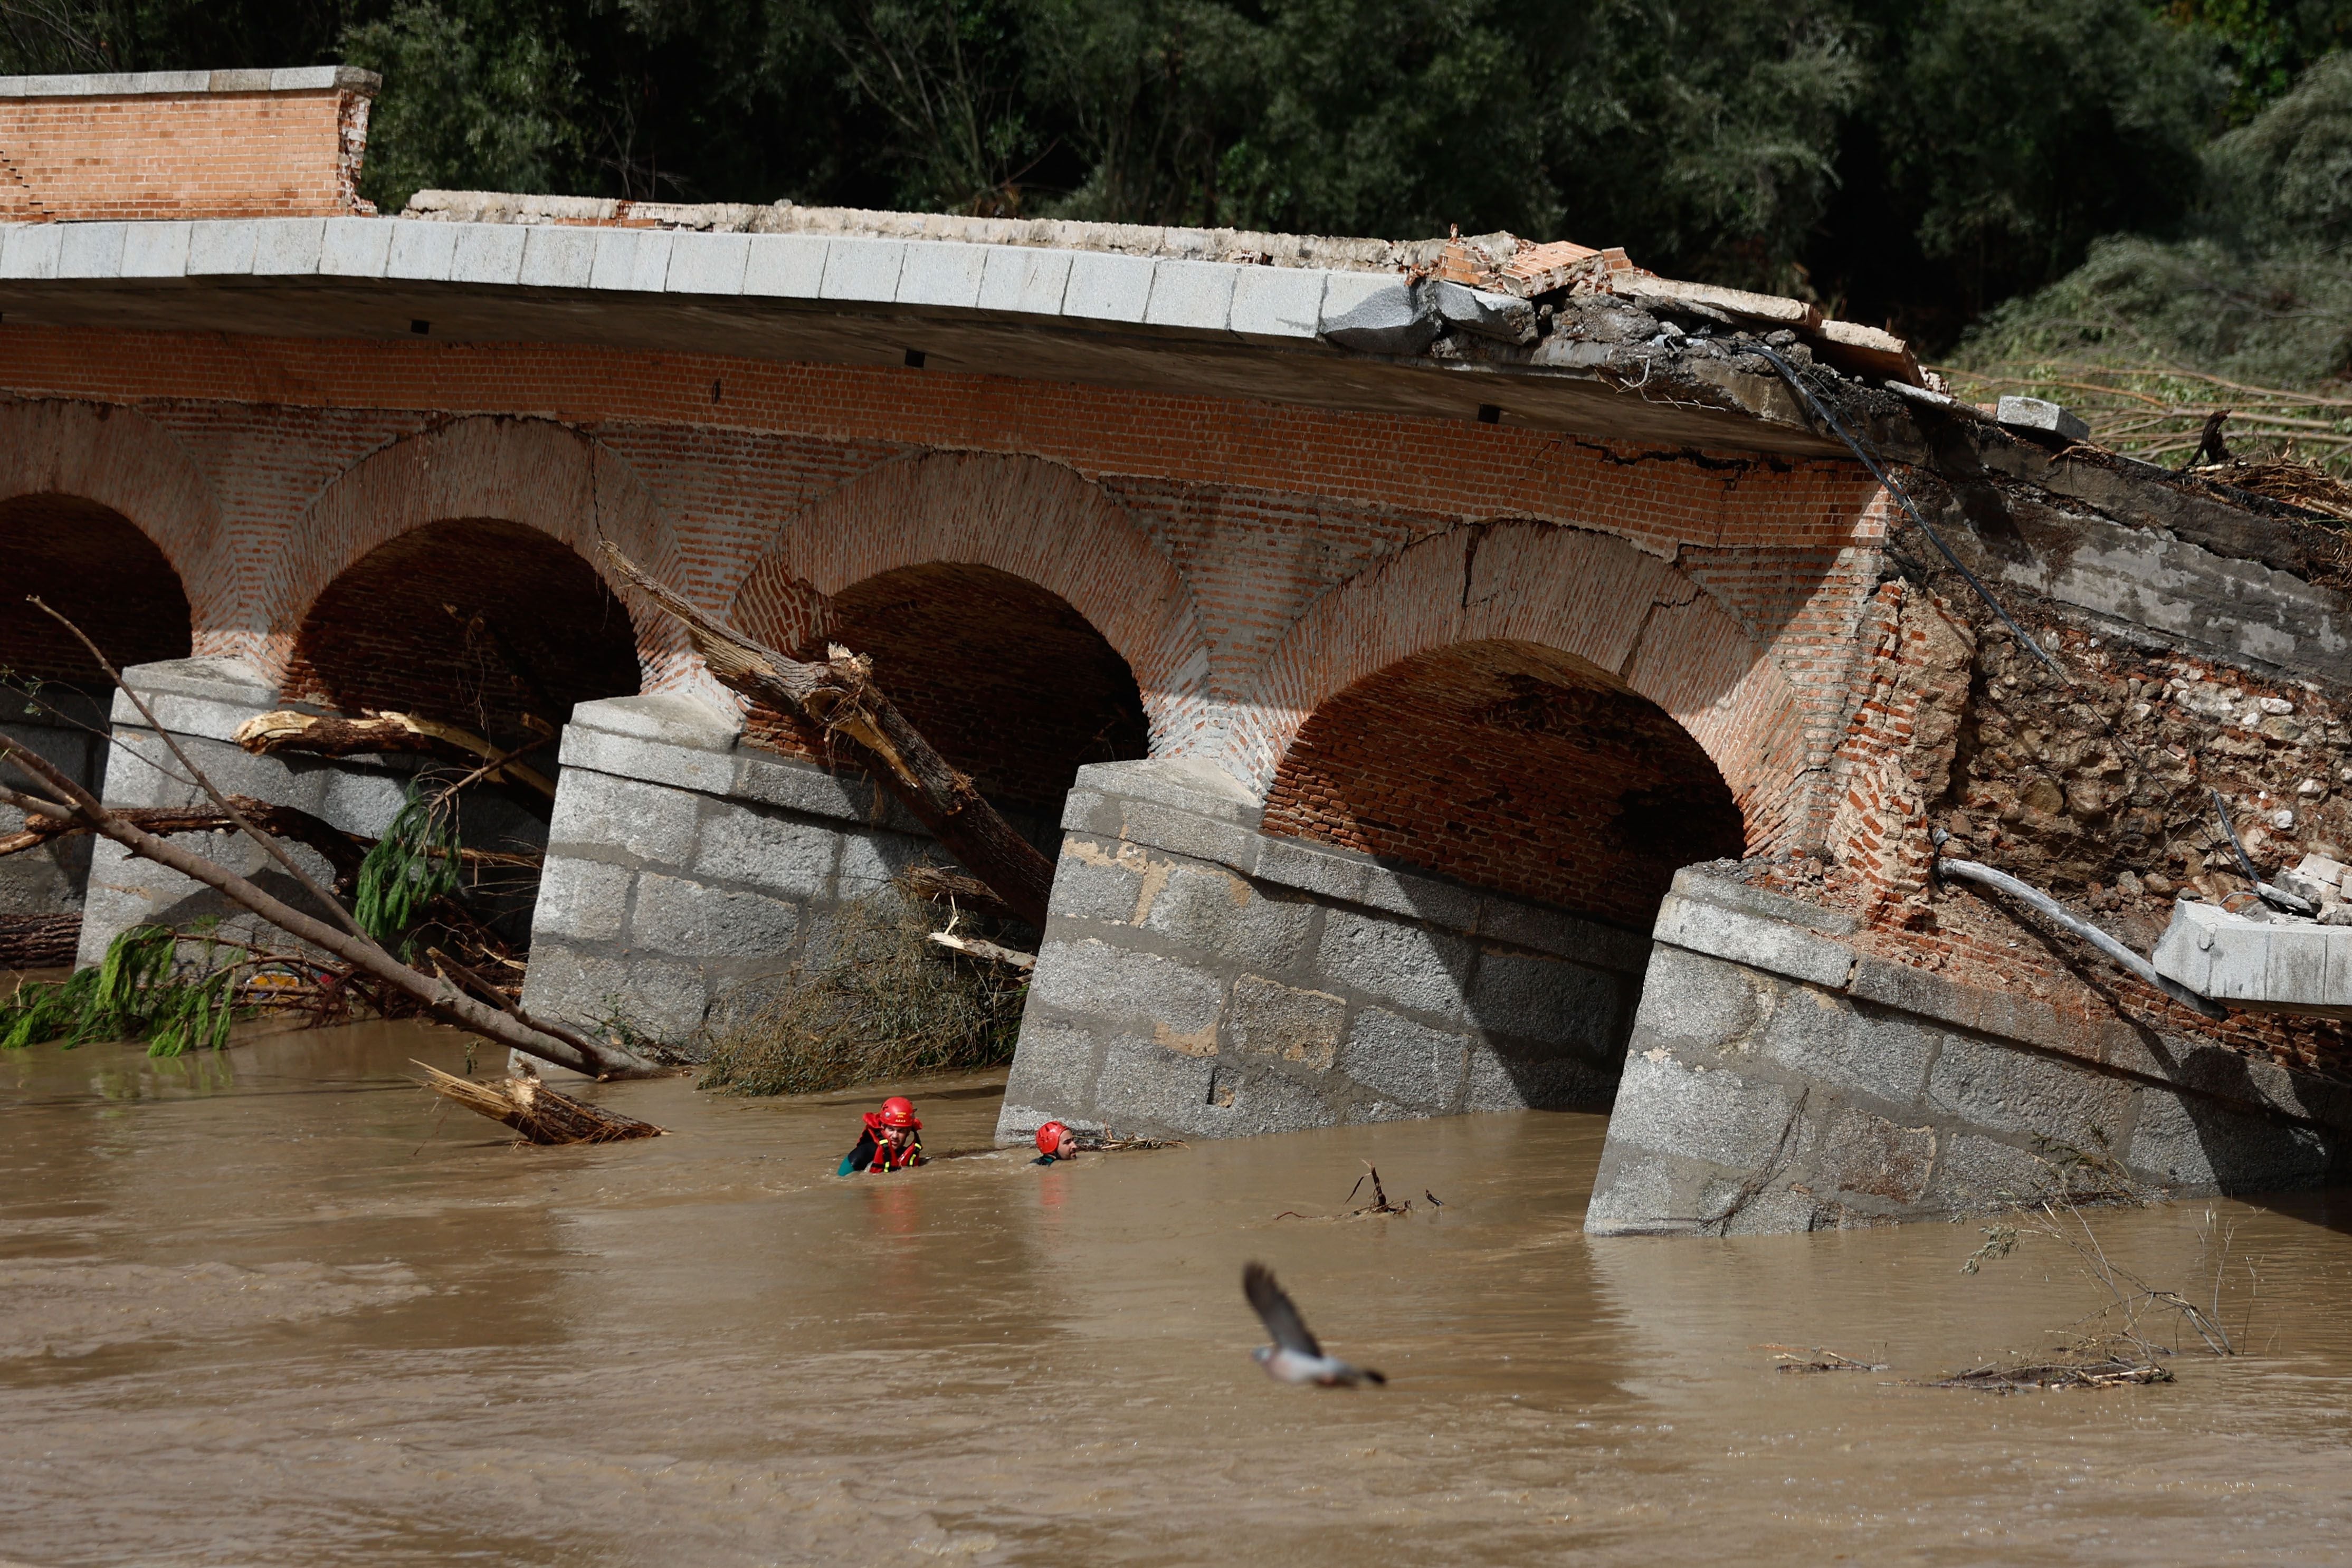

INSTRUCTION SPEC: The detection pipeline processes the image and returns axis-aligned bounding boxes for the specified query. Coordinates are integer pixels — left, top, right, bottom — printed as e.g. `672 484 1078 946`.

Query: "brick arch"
1232 521 1811 853
267 417 696 693
731 451 1210 752
0 398 224 642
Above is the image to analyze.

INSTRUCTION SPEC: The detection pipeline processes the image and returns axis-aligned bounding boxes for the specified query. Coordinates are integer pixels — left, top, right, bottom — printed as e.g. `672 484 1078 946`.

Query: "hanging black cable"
1750 343 2072 686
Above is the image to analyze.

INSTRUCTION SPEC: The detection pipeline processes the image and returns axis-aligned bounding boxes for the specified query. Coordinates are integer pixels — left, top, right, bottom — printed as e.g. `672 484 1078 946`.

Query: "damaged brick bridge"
9 68 2352 1234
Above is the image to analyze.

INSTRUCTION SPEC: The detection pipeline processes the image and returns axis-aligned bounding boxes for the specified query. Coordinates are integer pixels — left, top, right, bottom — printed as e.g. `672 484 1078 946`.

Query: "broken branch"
597 542 1054 928
233 710 557 799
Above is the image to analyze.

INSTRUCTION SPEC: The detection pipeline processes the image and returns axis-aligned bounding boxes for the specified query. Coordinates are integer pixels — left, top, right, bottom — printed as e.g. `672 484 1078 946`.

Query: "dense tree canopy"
4 0 2349 349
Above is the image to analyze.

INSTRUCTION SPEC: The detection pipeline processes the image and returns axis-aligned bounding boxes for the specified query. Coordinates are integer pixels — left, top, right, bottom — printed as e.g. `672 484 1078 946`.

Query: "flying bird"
1242 1262 1386 1387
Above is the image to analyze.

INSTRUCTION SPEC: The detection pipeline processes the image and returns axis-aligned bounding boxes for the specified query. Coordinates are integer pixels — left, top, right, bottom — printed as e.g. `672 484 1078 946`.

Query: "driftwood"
415 1060 663 1144
0 795 370 878
233 710 557 799
0 797 542 885
926 930 1037 971
599 542 1055 929
902 863 1016 920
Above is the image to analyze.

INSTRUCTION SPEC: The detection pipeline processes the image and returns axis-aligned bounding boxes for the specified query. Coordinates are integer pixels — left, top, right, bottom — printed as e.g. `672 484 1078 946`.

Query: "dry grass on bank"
693 890 1028 1098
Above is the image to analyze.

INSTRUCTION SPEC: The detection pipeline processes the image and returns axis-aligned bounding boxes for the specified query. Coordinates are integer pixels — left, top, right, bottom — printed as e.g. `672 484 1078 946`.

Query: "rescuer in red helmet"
837 1095 926 1174
1032 1120 1077 1165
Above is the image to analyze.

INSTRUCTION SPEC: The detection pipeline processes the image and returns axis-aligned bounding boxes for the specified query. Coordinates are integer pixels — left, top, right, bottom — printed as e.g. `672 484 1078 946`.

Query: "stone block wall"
517 694 953 1041
996 759 1653 1142
1585 866 2352 1236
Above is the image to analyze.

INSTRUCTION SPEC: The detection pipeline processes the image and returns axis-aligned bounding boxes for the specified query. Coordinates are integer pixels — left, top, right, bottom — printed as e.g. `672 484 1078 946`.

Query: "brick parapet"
0 73 377 222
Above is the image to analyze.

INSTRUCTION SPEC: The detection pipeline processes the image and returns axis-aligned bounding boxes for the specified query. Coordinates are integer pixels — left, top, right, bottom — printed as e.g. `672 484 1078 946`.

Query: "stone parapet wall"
517 694 949 1040
996 759 1651 1143
0 69 378 223
1585 866 2352 1236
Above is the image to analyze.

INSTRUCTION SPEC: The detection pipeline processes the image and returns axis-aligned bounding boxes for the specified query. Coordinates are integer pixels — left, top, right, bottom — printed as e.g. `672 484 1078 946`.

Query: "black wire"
1751 343 2073 686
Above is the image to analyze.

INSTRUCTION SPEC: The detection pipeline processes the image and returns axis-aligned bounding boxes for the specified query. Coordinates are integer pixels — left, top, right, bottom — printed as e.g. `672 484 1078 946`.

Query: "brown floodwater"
5 1017 2352 1565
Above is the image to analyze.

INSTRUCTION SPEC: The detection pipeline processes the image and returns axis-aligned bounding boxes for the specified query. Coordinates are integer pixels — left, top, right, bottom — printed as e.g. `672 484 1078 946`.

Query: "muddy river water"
6 1019 2352 1565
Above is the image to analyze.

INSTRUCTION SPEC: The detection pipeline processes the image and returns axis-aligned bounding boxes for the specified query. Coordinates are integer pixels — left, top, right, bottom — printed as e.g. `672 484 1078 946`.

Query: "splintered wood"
415 1062 665 1145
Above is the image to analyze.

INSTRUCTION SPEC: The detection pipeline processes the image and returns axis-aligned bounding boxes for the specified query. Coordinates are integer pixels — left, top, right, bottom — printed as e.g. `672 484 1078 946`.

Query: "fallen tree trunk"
0 797 541 881
0 738 661 1078
233 711 557 799
415 1060 663 1144
599 542 1056 929
0 794 371 879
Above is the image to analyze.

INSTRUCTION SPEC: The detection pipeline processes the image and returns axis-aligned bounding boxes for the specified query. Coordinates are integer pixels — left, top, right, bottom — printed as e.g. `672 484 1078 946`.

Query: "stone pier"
0 690 109 965
75 657 550 961
1584 866 2352 1235
995 759 1651 1142
517 693 958 1040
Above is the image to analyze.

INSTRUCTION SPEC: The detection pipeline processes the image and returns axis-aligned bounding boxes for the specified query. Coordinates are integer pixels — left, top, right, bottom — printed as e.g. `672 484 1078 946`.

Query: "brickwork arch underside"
1263 638 1749 930
279 515 645 741
0 399 223 647
0 492 193 689
731 450 1211 758
263 417 694 698
1237 521 1814 858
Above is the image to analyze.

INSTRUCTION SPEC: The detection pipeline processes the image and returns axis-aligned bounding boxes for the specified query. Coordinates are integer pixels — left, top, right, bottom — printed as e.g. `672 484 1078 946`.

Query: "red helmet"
878 1096 920 1130
1035 1120 1069 1155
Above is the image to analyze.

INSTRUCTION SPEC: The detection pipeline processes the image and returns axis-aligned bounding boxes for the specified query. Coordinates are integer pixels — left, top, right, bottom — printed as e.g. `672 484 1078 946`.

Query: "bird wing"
1242 1263 1323 1357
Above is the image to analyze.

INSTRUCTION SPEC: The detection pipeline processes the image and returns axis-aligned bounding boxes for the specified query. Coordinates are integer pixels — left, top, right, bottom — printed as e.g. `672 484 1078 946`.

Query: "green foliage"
1 924 242 1056
1954 49 2352 436
2204 47 2352 247
353 783 461 951
695 891 1025 1097
341 1 587 211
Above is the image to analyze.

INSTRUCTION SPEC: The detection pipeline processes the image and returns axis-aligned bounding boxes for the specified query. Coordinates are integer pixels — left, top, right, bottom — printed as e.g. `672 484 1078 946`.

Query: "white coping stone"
743 233 828 298
977 245 1072 314
1231 265 1327 340
2152 898 2352 1009
120 220 192 278
897 240 987 309
320 216 394 277
386 219 458 281
1317 267 1407 329
186 218 256 275
820 237 905 302
624 230 676 292
1143 258 1235 331
587 228 647 290
450 221 527 285
58 221 126 278
665 230 750 296
0 224 62 280
1063 250 1154 322
0 66 374 97
251 217 325 275
518 224 596 289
